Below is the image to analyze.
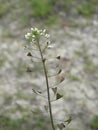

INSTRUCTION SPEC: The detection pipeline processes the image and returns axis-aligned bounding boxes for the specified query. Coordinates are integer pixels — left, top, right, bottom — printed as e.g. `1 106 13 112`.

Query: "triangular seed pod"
56 56 60 59
32 89 42 95
56 93 63 100
27 52 32 56
42 58 46 63
26 67 33 72
57 123 65 130
57 69 62 74
47 42 49 45
52 87 57 95
59 77 65 83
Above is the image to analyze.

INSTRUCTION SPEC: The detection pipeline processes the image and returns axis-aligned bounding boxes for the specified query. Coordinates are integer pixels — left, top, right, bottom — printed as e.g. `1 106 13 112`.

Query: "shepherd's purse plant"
24 27 71 130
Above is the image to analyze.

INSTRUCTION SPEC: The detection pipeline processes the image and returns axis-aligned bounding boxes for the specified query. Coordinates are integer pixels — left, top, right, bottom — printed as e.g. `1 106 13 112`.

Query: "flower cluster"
25 28 50 42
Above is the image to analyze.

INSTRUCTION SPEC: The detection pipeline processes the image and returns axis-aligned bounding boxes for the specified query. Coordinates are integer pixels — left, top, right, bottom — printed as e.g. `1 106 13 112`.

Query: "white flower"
48 44 55 48
40 32 43 35
34 27 38 31
31 28 34 31
45 34 50 38
32 35 35 38
43 29 46 33
25 33 31 39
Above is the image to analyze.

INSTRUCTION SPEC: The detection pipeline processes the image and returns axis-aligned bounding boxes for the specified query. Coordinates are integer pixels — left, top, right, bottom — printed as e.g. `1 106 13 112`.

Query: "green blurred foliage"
29 0 98 17
72 0 97 16
77 3 94 16
0 0 98 26
0 4 6 17
90 115 98 130
0 109 50 130
30 0 52 18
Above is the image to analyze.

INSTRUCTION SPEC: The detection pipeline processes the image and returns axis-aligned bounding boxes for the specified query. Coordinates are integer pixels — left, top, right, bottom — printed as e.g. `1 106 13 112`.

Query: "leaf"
56 93 63 100
57 123 65 130
27 52 32 56
52 87 57 95
64 116 72 125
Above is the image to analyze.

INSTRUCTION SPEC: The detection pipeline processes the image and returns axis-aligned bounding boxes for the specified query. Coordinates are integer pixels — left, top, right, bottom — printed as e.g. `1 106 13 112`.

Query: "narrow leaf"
56 93 63 100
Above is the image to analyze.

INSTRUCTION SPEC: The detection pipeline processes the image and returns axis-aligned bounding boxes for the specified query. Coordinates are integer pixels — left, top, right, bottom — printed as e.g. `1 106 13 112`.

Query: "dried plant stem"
37 40 55 130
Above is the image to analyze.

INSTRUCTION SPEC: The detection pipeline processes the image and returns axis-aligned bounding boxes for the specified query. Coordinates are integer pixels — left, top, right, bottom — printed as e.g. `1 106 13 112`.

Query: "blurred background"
0 0 98 130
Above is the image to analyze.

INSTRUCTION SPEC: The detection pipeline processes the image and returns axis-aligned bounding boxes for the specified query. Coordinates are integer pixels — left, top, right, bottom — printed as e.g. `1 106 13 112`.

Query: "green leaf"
56 93 63 100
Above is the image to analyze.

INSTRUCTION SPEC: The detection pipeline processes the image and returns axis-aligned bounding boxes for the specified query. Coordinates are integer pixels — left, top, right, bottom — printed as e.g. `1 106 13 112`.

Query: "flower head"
25 28 50 43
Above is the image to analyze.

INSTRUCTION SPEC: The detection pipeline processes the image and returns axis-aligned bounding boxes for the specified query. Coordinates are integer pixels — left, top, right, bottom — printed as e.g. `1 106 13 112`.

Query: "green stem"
37 39 55 130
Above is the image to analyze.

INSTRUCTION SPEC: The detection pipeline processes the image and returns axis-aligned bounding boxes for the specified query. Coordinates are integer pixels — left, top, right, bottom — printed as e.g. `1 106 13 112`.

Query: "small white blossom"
43 29 46 33
25 34 27 38
32 35 35 38
25 33 31 39
45 34 50 38
40 32 43 35
35 27 37 30
31 28 34 31
48 44 55 48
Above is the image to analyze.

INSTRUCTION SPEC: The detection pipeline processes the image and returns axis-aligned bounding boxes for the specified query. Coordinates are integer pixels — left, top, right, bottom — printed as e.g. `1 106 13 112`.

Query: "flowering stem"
37 39 55 130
